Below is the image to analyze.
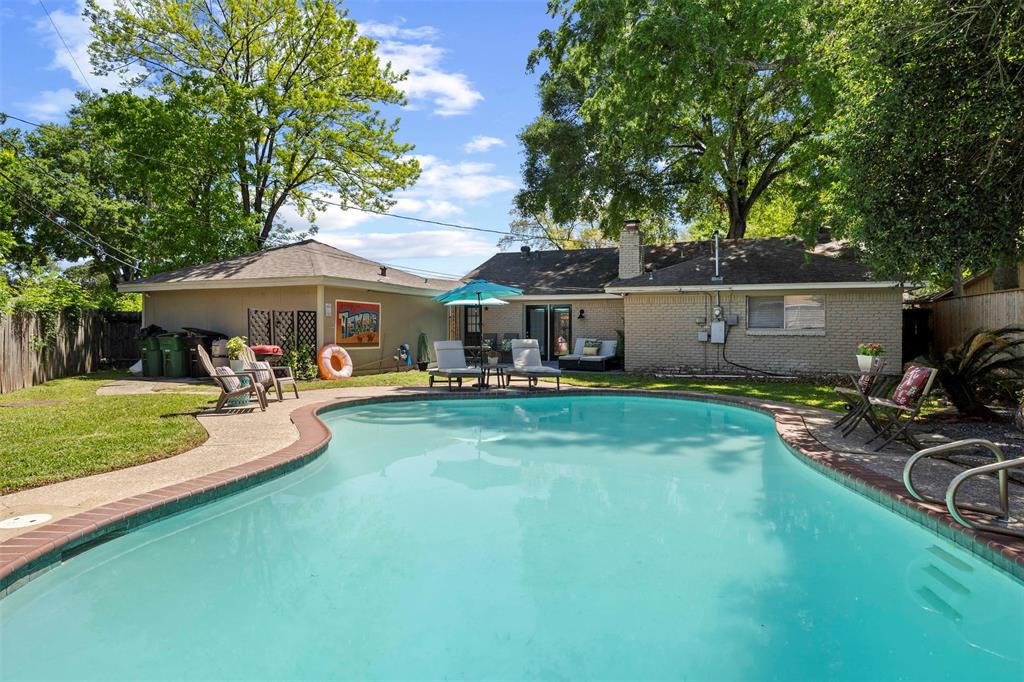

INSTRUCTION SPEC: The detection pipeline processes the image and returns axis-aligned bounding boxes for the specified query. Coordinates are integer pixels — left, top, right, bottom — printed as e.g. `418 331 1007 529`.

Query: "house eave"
604 281 904 294
119 276 454 297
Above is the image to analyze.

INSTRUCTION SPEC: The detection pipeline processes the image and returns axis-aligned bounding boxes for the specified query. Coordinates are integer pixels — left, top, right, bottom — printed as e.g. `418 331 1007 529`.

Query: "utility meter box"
710 320 727 344
697 329 709 342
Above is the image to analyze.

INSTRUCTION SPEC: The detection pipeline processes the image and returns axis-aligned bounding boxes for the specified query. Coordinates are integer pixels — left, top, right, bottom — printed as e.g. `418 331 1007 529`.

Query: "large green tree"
1 91 255 283
519 0 838 239
832 0 1024 290
87 0 419 246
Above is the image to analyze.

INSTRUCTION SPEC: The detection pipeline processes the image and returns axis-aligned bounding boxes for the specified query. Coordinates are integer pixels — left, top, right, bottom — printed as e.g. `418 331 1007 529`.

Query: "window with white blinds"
747 295 825 329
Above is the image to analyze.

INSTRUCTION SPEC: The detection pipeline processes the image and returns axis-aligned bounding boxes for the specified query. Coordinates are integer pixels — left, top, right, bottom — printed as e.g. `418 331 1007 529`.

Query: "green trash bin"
158 334 188 378
141 337 162 377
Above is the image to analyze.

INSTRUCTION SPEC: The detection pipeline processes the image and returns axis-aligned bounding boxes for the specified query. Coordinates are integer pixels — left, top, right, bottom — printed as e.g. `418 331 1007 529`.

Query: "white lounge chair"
429 340 484 391
507 339 561 390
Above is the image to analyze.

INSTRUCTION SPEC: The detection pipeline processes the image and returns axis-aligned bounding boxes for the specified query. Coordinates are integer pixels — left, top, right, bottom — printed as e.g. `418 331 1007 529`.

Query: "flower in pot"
486 349 500 366
856 342 884 372
226 336 248 371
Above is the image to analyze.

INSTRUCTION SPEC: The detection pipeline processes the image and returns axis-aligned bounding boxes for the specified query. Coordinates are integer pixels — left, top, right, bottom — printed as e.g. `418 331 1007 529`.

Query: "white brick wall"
623 288 903 375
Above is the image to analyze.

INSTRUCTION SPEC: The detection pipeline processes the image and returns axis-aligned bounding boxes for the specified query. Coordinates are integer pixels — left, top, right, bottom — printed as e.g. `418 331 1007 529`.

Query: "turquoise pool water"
1 395 1022 680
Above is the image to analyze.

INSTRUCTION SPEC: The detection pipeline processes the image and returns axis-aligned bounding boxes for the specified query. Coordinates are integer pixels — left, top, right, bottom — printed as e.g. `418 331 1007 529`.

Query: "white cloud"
464 135 506 154
359 20 439 41
21 88 79 122
362 21 483 116
410 155 516 201
35 0 130 93
321 229 496 262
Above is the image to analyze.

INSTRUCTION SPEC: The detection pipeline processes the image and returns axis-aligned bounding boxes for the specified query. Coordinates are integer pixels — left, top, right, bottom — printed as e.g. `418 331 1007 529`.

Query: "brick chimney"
618 219 643 279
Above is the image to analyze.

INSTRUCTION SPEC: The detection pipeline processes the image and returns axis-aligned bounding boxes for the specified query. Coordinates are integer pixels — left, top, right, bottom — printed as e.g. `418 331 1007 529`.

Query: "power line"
315 197 517 237
38 0 95 93
0 172 139 272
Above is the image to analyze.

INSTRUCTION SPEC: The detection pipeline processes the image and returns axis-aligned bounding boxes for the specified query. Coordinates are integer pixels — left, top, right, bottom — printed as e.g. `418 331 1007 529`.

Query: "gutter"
604 281 905 294
118 275 456 298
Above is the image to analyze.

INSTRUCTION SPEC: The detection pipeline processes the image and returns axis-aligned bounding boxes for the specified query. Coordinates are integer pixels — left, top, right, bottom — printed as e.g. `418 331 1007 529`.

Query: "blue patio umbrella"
433 279 523 304
435 280 523 359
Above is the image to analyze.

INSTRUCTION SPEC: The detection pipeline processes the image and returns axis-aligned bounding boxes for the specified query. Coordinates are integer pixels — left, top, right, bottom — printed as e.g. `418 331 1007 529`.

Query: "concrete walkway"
0 385 444 541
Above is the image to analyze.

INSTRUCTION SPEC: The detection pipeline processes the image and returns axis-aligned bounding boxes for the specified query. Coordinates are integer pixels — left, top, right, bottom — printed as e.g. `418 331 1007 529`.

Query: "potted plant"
416 332 431 371
226 336 248 371
856 342 884 372
485 348 500 366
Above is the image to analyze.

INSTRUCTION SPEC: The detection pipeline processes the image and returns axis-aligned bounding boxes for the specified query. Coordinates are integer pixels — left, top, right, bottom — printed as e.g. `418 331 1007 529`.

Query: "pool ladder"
903 439 1024 539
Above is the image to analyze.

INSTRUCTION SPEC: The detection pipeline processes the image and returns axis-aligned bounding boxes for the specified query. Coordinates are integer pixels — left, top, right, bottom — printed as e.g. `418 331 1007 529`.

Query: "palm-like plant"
932 326 1024 421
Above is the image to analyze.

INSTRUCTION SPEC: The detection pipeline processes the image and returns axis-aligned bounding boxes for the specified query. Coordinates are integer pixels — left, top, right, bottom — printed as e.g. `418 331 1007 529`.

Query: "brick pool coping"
2 389 1022 596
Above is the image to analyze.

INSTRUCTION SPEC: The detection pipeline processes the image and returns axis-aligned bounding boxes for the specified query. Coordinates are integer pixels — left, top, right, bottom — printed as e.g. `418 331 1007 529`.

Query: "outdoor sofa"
558 338 620 371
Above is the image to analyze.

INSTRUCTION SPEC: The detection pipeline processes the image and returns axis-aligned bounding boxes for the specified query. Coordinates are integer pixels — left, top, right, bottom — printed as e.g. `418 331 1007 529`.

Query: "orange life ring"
318 344 353 380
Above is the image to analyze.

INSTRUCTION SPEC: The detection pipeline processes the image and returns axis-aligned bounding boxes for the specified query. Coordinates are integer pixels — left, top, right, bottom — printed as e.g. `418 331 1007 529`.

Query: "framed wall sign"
335 300 381 348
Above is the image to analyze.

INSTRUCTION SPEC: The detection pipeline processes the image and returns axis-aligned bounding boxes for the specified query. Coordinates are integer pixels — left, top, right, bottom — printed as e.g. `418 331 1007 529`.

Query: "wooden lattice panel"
273 310 296 354
296 310 317 356
247 309 272 346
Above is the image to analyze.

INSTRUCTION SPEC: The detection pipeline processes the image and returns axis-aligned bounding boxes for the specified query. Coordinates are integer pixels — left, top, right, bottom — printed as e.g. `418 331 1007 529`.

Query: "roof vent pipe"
711 231 723 283
379 266 387 277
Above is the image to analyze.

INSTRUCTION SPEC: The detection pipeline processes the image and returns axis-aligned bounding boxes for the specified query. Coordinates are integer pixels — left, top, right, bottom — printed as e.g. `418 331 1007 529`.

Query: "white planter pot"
230 359 245 372
486 356 499 366
856 354 876 372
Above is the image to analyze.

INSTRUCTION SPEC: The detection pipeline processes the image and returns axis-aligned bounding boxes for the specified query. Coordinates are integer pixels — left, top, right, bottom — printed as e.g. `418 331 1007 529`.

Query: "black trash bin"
181 335 211 378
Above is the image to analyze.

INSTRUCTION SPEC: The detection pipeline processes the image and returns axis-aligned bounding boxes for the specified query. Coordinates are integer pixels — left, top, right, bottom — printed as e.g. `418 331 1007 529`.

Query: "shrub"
932 326 1024 421
288 344 318 381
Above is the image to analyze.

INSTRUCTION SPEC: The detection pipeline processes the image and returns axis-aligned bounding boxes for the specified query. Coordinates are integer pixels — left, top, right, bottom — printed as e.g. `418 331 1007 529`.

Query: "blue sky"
0 0 554 278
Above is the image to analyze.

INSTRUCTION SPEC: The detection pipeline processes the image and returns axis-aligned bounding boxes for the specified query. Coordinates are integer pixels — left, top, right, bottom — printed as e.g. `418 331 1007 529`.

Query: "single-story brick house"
120 240 457 373
466 222 904 374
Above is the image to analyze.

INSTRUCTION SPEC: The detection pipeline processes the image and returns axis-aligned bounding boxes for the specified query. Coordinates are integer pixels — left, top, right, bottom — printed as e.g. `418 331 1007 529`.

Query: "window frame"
746 294 826 331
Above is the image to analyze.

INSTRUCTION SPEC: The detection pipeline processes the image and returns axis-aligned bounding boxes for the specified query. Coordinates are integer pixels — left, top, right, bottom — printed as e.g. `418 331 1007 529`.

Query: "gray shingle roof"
467 237 881 294
123 240 458 292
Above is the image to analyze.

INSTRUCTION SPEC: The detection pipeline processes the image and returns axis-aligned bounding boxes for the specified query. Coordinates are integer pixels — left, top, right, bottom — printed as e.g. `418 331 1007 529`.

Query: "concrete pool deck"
2 384 1023 593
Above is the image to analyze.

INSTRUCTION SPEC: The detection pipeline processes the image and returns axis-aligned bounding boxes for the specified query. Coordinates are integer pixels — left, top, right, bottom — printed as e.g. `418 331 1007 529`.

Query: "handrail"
903 439 1010 518
946 458 1024 538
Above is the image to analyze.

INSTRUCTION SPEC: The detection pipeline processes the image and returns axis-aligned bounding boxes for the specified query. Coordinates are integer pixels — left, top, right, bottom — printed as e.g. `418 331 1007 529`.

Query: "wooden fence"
924 289 1024 354
0 311 141 394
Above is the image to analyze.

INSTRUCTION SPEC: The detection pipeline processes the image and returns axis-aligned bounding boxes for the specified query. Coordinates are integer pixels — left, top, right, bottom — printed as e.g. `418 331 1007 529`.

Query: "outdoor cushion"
245 360 275 386
215 366 242 392
580 354 614 362
508 366 561 376
572 338 594 355
598 340 617 357
434 340 471 371
891 366 932 407
430 367 480 376
582 346 599 356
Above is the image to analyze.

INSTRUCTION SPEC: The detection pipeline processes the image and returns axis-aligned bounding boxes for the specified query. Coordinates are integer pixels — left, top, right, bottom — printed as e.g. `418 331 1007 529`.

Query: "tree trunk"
939 374 999 421
991 254 1020 291
950 269 964 297
726 203 748 239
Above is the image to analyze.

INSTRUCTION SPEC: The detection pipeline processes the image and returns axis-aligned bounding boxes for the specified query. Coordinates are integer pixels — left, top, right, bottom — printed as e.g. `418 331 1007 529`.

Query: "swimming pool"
1 395 1021 680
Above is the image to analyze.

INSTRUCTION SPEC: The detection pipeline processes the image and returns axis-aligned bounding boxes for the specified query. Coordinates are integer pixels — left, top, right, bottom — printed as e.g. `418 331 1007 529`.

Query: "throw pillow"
215 366 242 392
891 367 932 407
247 360 274 386
582 346 599 356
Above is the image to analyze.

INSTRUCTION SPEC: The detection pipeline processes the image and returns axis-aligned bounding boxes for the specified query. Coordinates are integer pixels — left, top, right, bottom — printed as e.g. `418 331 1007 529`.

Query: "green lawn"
1 369 842 494
558 372 845 411
0 372 212 493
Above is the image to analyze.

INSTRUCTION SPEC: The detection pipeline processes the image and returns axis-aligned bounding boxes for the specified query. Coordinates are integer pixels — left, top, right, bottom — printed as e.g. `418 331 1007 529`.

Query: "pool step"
926 545 974 573
915 586 964 623
922 564 971 596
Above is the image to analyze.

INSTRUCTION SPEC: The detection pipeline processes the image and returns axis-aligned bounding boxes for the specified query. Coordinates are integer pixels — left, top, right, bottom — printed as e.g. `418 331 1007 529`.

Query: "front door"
463 306 481 348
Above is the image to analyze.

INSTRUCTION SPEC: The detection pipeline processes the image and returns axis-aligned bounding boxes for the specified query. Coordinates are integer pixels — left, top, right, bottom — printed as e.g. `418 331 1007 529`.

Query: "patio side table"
482 363 510 388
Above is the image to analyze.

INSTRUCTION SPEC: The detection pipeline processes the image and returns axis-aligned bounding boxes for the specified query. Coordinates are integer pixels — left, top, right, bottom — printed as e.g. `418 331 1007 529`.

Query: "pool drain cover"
0 513 52 529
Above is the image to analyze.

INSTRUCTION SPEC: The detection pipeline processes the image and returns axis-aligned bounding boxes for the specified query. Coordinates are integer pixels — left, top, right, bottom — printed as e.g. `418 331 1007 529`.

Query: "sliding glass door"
524 304 573 361
525 306 548 358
